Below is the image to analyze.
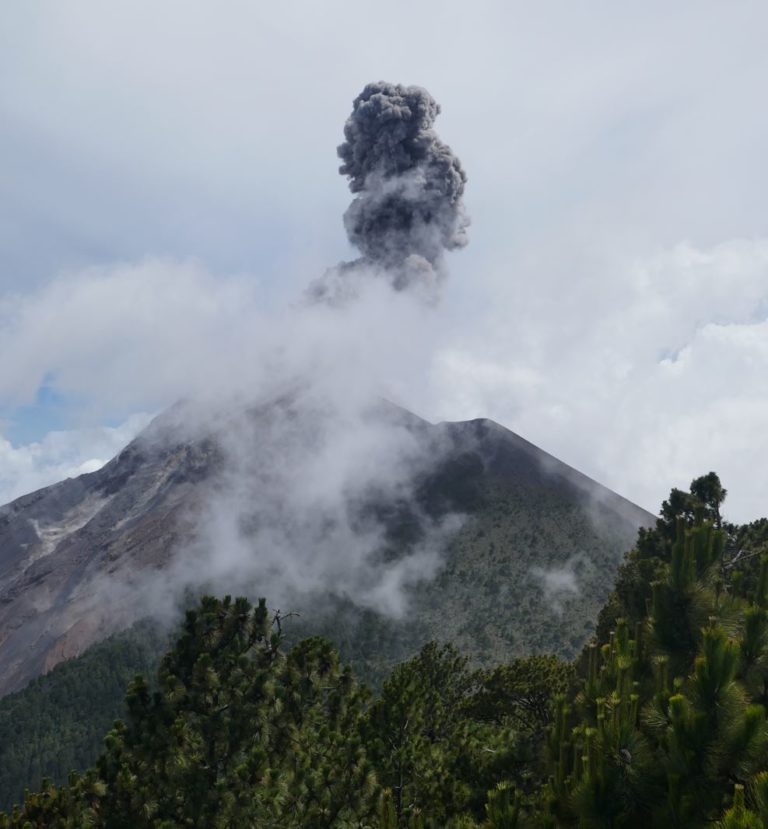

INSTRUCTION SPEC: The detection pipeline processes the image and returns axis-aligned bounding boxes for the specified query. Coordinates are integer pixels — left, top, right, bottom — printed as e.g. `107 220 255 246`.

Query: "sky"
1 1 767 522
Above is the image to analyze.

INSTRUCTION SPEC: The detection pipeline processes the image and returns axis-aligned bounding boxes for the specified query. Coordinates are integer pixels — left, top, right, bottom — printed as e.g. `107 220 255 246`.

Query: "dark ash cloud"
309 81 469 302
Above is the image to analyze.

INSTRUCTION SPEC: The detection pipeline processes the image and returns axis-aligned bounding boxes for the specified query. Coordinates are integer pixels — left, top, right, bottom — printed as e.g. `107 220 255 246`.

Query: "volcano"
0 400 652 696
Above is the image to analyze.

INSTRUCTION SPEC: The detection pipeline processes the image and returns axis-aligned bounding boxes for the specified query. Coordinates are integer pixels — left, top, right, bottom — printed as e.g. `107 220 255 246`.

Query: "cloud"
531 558 581 617
0 256 450 412
0 260 267 411
1 2 768 529
0 257 464 617
150 391 463 618
0 414 152 506
430 239 768 523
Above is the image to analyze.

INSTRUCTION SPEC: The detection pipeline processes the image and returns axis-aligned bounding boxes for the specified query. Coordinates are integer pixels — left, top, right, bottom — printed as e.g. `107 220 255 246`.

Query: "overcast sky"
1 1 767 522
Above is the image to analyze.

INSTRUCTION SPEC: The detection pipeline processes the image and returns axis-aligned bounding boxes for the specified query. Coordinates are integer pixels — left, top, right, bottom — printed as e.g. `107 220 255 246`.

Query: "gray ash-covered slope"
0 403 652 696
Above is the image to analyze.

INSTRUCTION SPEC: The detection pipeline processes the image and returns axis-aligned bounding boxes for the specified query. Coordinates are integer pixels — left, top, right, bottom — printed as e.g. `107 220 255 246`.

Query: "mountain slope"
0 415 218 695
0 402 652 696
420 418 650 660
298 416 652 681
0 620 165 811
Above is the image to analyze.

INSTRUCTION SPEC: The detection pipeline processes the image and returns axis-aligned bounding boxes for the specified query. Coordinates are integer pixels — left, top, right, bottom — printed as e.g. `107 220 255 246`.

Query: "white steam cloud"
531 556 583 617
154 389 463 617
100 272 470 621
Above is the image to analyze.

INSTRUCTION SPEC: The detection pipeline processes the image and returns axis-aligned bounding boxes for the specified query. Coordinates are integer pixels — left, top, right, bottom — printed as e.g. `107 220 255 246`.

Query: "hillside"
298 416 651 683
0 621 165 811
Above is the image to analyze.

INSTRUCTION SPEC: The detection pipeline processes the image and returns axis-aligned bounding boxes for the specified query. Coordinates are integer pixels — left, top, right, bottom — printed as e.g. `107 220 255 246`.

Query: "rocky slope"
0 414 218 694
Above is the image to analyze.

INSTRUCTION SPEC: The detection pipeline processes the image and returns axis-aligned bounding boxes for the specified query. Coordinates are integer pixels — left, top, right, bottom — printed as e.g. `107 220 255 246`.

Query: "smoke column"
309 81 469 301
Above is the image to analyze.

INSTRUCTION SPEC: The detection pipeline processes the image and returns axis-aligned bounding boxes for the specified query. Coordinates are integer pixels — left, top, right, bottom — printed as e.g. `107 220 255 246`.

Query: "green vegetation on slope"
0 621 166 812
0 456 643 811
287 474 641 687
419 481 631 661
0 595 571 828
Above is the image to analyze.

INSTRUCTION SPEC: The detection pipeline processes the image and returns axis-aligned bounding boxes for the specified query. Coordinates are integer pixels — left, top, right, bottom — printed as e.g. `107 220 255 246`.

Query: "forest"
4 472 768 827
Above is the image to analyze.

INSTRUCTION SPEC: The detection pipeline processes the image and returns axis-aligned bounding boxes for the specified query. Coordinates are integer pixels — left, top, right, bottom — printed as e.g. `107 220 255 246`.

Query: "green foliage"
468 655 574 730
7 471 768 828
483 782 523 828
0 601 571 827
97 596 377 828
525 473 768 827
0 621 165 813
367 642 506 825
0 597 378 828
0 465 643 817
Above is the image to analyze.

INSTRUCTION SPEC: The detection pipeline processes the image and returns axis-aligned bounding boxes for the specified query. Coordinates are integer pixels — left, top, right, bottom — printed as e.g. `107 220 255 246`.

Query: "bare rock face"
0 403 653 696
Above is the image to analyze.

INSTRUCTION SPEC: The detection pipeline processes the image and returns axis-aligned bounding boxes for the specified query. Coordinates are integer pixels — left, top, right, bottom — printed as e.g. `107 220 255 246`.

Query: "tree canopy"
6 471 768 827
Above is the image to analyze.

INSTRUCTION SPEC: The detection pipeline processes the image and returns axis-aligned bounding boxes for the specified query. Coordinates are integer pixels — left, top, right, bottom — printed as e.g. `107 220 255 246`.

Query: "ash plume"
35 84 474 640
309 81 469 302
